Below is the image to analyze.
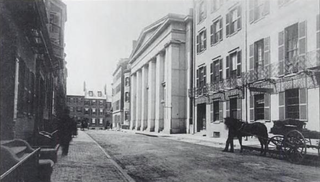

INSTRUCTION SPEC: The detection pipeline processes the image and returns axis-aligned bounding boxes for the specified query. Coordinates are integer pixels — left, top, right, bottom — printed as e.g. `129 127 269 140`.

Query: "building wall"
130 14 193 134
192 0 320 139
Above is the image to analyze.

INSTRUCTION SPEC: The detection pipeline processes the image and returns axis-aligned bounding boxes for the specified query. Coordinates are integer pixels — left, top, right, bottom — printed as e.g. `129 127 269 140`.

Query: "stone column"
130 73 136 130
147 59 156 132
141 65 148 131
155 52 165 132
135 70 141 130
164 43 187 134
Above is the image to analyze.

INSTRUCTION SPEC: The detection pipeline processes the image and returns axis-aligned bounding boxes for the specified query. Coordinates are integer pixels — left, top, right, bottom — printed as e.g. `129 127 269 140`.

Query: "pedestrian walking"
58 108 73 156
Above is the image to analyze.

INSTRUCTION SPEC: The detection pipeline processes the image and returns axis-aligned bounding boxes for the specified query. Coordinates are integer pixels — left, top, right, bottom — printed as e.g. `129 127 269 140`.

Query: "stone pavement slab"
51 130 134 182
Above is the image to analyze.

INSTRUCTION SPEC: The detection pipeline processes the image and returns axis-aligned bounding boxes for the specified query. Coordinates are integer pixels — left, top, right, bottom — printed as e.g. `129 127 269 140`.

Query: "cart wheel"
267 136 285 159
283 130 306 164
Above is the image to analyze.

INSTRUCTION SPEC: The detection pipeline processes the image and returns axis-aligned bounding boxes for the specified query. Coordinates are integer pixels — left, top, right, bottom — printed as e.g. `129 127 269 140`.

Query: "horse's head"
224 117 236 129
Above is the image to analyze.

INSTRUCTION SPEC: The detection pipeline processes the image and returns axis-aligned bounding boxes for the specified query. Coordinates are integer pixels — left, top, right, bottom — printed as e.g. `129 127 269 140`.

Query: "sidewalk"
121 129 261 149
51 130 134 182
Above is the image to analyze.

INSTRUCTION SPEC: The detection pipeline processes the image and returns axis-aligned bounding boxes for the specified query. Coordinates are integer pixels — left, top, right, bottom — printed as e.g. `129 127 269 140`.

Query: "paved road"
87 130 320 182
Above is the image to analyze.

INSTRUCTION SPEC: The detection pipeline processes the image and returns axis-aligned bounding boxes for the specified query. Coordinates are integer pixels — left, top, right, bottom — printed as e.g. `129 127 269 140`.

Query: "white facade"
192 0 320 139
129 13 193 134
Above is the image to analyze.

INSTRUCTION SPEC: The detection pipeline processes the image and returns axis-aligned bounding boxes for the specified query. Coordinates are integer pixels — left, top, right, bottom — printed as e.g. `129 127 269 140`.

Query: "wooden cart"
268 119 320 164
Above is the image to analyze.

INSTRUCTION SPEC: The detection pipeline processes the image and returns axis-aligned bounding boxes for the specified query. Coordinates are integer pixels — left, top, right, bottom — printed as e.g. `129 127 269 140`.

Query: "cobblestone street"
87 130 320 182
51 130 134 182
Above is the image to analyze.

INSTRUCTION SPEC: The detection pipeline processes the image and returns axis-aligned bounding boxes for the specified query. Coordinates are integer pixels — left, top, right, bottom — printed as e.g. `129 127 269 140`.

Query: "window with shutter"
226 13 230 36
299 88 307 120
264 37 271 77
212 18 223 45
213 101 220 121
249 0 254 23
219 101 223 120
279 92 285 120
210 103 214 122
226 100 230 117
237 5 242 31
285 23 298 74
237 98 242 120
237 50 242 76
298 21 307 61
278 31 285 75
198 1 207 23
254 94 264 120
197 35 200 53
285 89 299 119
226 55 230 79
249 44 254 71
250 95 254 122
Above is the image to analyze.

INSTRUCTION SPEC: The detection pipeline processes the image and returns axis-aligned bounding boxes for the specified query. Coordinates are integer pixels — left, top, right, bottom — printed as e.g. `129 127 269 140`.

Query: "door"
197 104 206 132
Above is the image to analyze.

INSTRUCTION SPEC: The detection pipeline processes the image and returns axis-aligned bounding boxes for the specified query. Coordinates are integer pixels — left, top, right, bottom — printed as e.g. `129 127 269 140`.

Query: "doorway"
197 104 206 132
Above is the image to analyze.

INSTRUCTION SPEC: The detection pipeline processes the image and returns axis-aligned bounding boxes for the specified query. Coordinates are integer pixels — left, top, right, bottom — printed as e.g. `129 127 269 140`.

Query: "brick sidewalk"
51 130 134 182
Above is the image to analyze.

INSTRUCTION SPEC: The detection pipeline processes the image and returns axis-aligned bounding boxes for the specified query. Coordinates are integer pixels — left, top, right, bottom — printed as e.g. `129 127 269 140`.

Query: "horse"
223 117 268 156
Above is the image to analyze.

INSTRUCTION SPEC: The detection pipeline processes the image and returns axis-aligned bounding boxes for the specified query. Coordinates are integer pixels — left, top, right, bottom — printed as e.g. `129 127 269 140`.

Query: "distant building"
67 84 112 130
129 13 193 134
112 59 130 130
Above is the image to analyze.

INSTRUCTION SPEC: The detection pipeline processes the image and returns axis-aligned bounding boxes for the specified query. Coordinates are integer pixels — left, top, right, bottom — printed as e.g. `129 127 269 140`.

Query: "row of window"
83 108 105 115
90 118 104 124
197 16 318 85
208 88 306 122
84 99 105 106
198 0 292 25
196 4 242 53
196 49 242 87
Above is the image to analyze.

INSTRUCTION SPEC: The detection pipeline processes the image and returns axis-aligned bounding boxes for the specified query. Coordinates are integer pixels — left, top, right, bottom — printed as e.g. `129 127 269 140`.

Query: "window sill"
226 29 241 38
211 40 222 47
211 120 222 124
250 15 267 25
197 49 207 55
197 18 206 25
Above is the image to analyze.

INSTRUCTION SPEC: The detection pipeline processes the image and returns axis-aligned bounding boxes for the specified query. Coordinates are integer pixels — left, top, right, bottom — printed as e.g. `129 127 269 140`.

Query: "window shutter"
298 21 307 56
299 88 307 120
249 44 254 71
278 31 285 75
279 92 285 120
197 35 200 53
196 69 199 87
264 94 270 121
263 0 270 16
250 95 254 122
219 101 223 121
226 55 230 79
237 98 242 120
219 59 223 81
249 0 254 23
226 101 230 117
210 24 214 45
237 50 242 76
220 18 223 41
237 5 242 31
204 30 207 50
210 63 213 83
226 13 230 36
264 37 271 77
210 103 213 122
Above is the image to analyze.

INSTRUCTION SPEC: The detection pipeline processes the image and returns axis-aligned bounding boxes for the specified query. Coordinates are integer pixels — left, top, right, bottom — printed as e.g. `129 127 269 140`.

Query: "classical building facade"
0 0 67 143
112 59 130 130
129 13 193 134
192 0 320 138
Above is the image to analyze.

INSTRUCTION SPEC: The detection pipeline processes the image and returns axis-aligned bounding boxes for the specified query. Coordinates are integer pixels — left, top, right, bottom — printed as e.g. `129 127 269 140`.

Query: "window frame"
211 17 223 45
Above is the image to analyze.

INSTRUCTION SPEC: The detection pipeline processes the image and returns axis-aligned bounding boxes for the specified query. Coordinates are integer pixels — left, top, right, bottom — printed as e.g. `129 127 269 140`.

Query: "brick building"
67 85 112 130
0 0 67 143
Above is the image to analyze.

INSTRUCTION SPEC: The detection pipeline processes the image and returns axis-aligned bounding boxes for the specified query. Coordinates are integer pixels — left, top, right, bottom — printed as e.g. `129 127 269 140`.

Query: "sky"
63 0 193 96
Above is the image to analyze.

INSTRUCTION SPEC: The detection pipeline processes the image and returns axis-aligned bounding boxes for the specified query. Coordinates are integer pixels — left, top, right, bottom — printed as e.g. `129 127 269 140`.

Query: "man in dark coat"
58 108 73 156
